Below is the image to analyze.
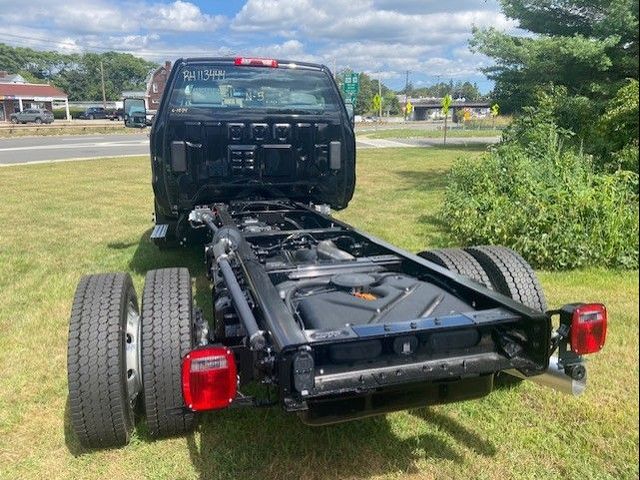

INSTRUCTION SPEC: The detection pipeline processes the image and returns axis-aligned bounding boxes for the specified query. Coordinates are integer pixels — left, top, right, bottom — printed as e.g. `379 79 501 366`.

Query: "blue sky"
0 0 519 92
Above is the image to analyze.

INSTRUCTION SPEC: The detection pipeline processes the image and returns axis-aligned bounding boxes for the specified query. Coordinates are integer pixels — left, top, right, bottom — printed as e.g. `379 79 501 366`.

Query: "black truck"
67 57 608 448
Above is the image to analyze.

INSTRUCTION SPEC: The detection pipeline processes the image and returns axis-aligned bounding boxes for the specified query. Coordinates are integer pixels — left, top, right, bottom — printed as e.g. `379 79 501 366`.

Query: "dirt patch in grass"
0 149 637 480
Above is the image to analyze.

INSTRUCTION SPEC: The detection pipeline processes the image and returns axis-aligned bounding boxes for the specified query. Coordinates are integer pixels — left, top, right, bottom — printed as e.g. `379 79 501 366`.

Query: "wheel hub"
125 301 142 405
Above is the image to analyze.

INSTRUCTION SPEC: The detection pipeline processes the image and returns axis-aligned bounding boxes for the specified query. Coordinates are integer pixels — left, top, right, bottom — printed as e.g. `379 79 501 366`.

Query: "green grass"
0 124 135 138
365 129 503 140
0 148 637 480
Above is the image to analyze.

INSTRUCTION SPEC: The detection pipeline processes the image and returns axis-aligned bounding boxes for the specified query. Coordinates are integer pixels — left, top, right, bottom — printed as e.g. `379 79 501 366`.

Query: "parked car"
67 57 608 449
10 108 54 124
78 107 108 120
106 108 124 121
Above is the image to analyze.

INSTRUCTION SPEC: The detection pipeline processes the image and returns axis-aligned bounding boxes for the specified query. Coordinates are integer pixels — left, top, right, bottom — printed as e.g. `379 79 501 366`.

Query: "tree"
411 81 483 101
0 43 156 101
383 91 401 115
471 0 639 113
441 94 453 145
596 79 639 171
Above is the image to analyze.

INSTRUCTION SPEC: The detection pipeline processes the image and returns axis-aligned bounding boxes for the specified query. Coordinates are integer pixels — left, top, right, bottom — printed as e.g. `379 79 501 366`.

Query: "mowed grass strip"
0 124 137 138
0 148 637 480
363 129 502 140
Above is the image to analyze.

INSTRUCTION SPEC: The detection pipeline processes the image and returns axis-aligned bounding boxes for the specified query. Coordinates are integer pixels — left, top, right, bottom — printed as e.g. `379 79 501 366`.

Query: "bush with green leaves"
595 79 639 173
52 108 86 120
442 99 639 270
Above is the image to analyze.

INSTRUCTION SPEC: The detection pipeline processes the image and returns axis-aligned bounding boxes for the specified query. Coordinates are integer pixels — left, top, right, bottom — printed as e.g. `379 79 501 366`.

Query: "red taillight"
570 304 607 355
181 347 237 411
234 57 278 68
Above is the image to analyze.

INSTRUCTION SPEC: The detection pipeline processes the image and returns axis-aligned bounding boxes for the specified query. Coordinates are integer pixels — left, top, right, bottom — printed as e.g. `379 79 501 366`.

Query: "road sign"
405 101 413 114
372 94 382 112
343 73 360 95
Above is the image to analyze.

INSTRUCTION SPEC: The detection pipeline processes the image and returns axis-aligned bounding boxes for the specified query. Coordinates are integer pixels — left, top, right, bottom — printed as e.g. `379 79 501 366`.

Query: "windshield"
168 64 341 114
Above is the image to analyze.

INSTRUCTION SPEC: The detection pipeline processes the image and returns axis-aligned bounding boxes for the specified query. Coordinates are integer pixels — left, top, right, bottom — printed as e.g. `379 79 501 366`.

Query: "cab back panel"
160 115 354 207
151 59 356 212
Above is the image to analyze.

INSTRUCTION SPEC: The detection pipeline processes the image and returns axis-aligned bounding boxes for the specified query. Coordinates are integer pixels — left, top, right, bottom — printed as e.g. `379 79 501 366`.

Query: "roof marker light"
234 57 278 68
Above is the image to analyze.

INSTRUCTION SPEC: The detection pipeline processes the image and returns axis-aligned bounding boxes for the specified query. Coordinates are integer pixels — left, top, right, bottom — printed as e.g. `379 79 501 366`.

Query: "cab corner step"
150 224 169 240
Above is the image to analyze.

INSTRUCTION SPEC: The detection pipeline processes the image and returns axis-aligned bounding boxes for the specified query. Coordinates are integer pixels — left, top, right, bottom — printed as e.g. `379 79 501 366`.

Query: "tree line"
0 43 157 101
399 80 484 102
335 70 485 116
471 0 639 172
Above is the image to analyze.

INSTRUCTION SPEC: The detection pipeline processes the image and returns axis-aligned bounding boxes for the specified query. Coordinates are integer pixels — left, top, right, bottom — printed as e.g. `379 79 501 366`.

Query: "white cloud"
232 0 515 45
0 0 509 89
150 1 224 32
0 0 223 34
371 0 499 15
229 0 515 83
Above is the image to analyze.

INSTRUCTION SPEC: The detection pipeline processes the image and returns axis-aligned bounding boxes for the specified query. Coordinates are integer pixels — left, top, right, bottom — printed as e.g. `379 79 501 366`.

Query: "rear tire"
418 248 493 289
465 246 547 311
35 118 42 124
67 273 140 448
10 117 17 124
141 268 196 438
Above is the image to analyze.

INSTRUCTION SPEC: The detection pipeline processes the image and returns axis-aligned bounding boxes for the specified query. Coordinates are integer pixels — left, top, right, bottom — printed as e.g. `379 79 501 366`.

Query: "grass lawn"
0 124 135 138
363 129 502 140
0 148 637 480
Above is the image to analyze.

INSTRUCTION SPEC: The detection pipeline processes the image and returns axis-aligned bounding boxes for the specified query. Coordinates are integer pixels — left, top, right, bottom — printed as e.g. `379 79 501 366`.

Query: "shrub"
595 79 639 173
442 99 639 270
52 107 86 120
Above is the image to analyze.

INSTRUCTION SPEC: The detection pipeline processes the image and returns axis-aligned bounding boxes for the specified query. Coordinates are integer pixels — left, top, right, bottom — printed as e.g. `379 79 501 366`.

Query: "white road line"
0 140 148 152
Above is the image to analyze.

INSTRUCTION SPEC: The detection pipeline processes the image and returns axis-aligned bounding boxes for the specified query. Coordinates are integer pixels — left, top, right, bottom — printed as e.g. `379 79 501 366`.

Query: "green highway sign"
342 73 359 106
343 73 360 95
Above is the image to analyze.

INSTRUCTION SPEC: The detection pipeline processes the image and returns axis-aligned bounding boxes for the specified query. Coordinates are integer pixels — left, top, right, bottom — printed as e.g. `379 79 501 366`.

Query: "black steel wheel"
465 246 547 311
141 268 196 438
67 273 141 448
418 247 493 289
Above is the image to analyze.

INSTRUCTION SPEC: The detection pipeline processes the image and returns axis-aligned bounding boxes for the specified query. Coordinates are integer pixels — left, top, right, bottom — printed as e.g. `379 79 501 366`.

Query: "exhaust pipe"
506 355 586 396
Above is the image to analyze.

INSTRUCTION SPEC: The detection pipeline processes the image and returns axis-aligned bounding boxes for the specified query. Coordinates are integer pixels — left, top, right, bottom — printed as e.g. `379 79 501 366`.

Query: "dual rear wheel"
67 268 196 448
418 246 547 311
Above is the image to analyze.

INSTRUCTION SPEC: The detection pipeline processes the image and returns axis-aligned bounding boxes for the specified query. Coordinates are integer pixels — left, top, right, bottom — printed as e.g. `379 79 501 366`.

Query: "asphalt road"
0 132 499 166
0 133 150 165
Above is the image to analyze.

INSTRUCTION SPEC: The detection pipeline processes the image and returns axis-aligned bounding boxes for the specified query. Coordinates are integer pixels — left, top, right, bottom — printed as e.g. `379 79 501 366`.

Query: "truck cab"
127 57 356 244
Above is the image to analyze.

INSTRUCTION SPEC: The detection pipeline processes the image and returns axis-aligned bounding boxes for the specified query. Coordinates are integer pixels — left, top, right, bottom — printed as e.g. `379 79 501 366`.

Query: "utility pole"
100 60 107 109
403 70 410 121
378 78 383 120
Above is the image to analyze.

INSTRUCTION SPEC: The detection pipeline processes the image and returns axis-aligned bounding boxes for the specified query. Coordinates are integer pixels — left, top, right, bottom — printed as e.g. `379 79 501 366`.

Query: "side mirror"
124 98 147 128
345 103 355 127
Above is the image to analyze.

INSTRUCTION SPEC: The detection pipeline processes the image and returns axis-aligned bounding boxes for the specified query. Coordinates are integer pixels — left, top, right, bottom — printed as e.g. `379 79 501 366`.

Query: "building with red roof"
0 72 70 121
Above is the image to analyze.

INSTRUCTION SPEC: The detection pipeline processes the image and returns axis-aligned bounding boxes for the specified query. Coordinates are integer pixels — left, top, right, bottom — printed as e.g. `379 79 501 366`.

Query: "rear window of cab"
168 64 342 115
